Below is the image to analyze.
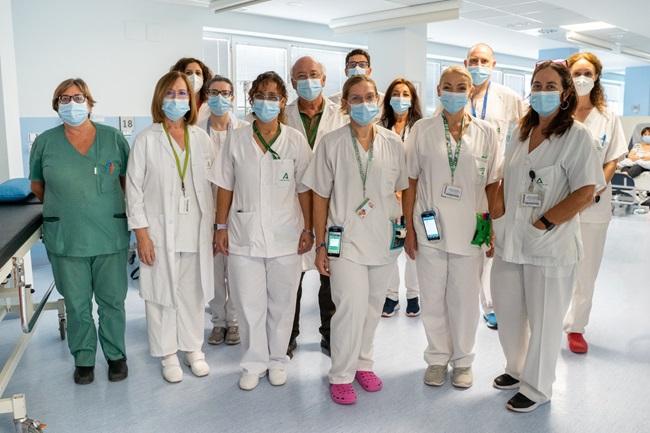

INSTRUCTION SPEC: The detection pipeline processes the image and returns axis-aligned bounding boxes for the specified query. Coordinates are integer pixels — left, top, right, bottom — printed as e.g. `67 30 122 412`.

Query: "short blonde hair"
151 71 197 125
340 75 378 114
439 65 473 86
51 78 96 112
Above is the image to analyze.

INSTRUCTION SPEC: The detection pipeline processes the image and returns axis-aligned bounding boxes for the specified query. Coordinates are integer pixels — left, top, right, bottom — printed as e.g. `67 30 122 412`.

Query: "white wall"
1 0 24 180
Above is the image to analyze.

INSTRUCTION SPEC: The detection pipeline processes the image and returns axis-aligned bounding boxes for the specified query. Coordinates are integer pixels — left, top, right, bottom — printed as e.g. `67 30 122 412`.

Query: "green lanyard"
163 124 190 195
253 121 281 160
350 126 374 199
442 113 465 185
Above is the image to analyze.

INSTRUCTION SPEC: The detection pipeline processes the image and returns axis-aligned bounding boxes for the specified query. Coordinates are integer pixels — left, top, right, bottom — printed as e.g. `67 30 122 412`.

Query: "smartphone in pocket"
421 211 441 241
327 226 343 257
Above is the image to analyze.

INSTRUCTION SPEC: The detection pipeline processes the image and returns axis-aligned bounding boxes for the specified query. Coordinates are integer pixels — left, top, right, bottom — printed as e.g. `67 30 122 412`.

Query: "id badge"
355 198 375 219
179 196 190 214
521 192 542 208
441 184 462 200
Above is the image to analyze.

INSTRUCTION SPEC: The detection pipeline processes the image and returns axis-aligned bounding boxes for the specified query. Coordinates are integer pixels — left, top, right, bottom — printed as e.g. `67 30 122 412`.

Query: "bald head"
291 56 326 79
465 43 496 68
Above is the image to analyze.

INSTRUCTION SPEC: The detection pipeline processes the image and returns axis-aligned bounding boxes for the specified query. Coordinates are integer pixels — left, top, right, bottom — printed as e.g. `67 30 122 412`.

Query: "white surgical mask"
573 75 595 97
187 74 204 94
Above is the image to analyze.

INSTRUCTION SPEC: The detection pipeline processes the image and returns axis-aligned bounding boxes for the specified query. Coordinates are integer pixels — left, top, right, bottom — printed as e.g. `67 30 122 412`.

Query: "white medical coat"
493 122 605 267
578 109 627 224
126 123 217 307
216 124 312 258
302 125 408 266
406 115 500 256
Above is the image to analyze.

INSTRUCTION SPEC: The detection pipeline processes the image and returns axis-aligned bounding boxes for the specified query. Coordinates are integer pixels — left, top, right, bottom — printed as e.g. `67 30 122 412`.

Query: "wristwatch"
214 224 228 230
539 215 555 231
316 242 327 252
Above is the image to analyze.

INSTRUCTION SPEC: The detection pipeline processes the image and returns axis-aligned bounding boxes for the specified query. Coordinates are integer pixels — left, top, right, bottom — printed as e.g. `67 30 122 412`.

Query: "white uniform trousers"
492 256 575 403
386 253 420 301
228 253 301 376
564 222 609 334
145 252 204 357
328 257 394 384
416 247 481 368
209 254 238 327
479 256 494 314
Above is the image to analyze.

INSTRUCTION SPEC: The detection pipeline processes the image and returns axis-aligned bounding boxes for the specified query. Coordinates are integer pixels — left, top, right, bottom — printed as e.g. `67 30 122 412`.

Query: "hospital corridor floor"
1 214 649 433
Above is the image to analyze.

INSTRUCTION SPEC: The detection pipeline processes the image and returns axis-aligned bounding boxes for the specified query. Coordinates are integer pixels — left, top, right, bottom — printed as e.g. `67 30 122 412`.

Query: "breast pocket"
272 159 295 187
98 161 121 194
474 155 489 185
532 164 561 213
381 167 400 196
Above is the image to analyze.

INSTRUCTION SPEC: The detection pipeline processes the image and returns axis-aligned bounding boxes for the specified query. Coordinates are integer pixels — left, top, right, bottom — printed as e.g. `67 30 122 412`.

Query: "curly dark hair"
380 77 423 131
170 57 213 105
567 52 606 113
519 61 577 142
248 71 288 124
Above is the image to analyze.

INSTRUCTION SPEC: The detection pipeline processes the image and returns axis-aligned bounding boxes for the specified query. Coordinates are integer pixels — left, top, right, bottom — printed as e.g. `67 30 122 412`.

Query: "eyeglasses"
295 72 322 80
347 94 378 105
346 61 369 69
535 59 569 69
207 89 233 97
253 93 281 102
58 94 86 104
165 89 190 98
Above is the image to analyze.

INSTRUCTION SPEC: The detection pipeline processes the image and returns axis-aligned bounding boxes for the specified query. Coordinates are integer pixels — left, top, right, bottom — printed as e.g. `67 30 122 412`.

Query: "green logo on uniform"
281 172 289 181
536 178 544 185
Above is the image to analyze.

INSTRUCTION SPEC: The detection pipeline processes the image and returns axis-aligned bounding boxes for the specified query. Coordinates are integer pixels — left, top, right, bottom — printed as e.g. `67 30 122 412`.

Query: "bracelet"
302 229 315 239
214 223 228 230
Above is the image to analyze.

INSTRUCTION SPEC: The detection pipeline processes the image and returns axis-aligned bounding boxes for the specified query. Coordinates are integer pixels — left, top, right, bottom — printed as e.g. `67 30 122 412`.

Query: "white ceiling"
171 0 650 70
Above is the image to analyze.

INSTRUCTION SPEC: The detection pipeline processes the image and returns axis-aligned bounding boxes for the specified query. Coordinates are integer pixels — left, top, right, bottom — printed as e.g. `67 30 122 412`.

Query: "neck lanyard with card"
253 121 281 160
471 82 490 120
163 124 192 215
351 125 375 218
441 113 465 200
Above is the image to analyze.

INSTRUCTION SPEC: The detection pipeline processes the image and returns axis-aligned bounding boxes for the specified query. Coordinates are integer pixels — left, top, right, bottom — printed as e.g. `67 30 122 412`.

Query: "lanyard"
350 125 374 198
163 124 190 195
442 113 465 185
253 121 281 160
471 82 490 120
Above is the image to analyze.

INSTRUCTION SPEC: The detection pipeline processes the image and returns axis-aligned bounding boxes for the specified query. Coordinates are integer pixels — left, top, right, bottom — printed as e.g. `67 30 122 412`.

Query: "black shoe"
381 298 399 317
287 339 297 359
506 392 544 413
320 338 331 357
107 358 128 382
406 297 420 317
493 373 520 390
74 366 95 385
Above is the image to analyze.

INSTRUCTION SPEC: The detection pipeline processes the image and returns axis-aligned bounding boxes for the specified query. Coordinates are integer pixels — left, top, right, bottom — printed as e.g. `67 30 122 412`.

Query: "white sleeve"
295 134 313 194
405 123 420 180
485 124 502 185
604 114 628 163
216 129 235 191
126 132 149 230
563 126 606 193
395 139 409 191
302 136 334 198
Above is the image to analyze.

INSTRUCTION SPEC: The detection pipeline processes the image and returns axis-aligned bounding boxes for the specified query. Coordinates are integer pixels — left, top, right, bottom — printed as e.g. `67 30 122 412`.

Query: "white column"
367 24 428 103
0 0 24 181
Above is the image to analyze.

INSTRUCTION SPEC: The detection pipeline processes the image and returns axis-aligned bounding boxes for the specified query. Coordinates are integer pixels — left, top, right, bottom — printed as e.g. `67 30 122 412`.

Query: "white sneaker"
268 368 287 386
239 371 265 391
451 366 473 388
184 351 210 377
424 364 447 386
161 354 183 383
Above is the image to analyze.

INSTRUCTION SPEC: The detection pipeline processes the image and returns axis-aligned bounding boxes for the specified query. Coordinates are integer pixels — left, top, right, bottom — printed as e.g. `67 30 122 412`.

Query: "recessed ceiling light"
561 21 616 32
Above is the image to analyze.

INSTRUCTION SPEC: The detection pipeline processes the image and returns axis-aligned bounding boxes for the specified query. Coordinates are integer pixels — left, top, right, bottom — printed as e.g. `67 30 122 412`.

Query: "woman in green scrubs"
29 78 130 385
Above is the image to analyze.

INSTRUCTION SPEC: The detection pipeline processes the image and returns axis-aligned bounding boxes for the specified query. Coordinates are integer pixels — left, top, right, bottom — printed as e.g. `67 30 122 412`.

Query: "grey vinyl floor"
1 213 649 433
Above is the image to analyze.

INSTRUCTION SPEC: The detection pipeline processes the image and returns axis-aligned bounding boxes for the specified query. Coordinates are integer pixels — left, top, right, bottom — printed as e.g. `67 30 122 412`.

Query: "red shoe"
568 333 588 354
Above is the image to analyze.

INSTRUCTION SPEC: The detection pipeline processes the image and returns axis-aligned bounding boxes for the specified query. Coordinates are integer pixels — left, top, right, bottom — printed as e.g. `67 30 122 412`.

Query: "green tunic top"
29 123 130 257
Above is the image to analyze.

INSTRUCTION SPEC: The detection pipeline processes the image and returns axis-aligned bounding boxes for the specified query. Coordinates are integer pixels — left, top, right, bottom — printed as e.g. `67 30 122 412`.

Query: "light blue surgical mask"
390 97 411 114
439 91 468 114
468 66 491 86
253 99 281 123
530 91 561 117
162 98 190 121
350 102 379 126
296 79 323 101
58 101 89 126
642 135 650 144
347 66 367 77
207 94 232 116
